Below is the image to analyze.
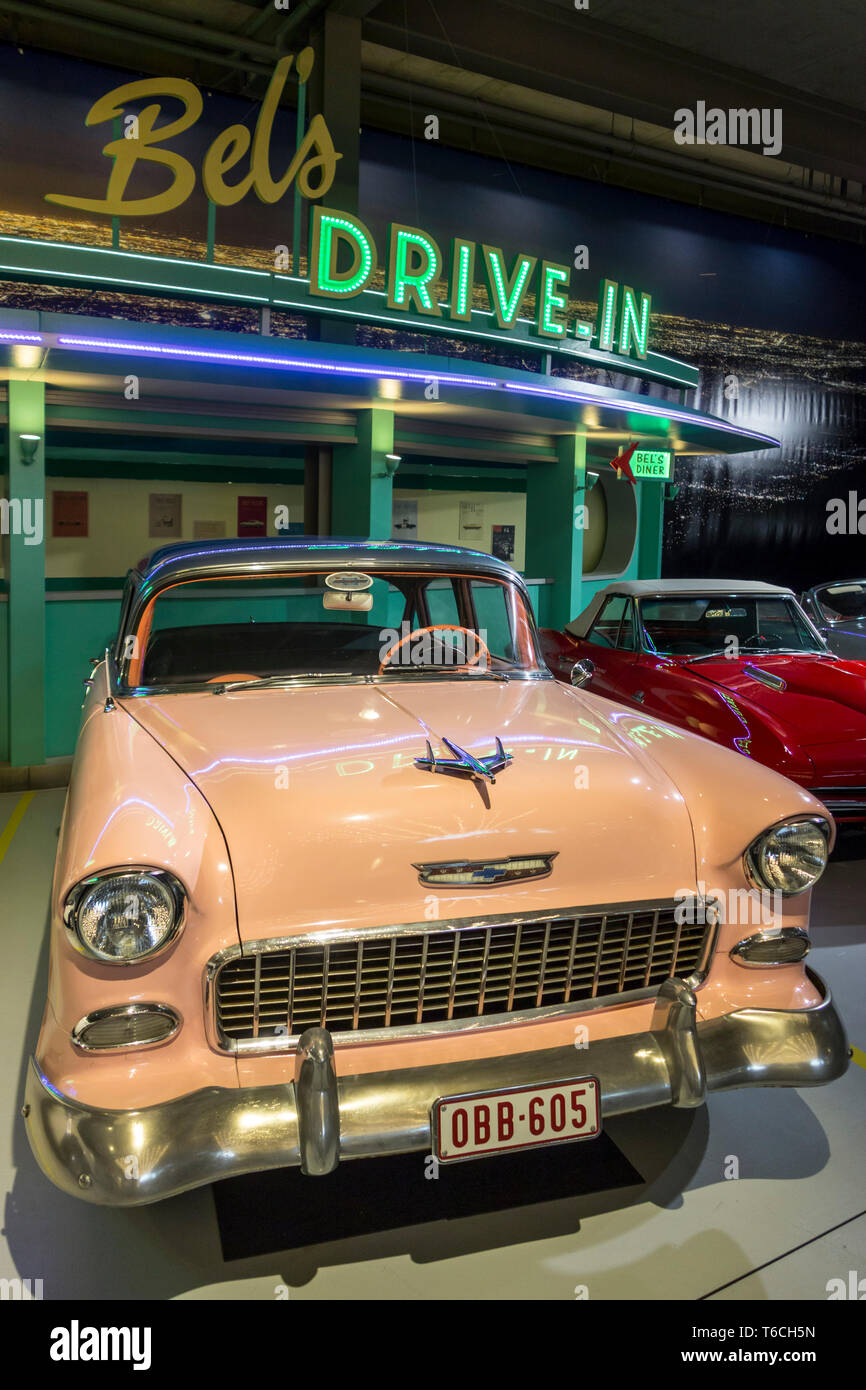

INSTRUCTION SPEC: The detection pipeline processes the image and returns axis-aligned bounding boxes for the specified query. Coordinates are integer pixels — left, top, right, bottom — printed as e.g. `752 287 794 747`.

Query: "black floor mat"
213 1133 644 1260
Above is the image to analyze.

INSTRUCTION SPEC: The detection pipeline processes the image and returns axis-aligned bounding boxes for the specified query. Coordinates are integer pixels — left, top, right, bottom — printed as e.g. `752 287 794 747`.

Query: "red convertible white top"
567 578 795 638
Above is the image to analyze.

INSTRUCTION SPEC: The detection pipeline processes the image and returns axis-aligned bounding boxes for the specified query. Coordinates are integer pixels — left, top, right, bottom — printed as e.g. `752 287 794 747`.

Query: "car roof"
566 578 795 638
130 536 527 613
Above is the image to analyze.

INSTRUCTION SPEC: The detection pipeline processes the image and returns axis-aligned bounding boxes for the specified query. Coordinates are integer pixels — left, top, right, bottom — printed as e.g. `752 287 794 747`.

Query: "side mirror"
570 658 595 688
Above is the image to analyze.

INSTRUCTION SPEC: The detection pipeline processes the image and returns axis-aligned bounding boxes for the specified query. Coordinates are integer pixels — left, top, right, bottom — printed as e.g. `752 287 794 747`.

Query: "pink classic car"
25 539 848 1204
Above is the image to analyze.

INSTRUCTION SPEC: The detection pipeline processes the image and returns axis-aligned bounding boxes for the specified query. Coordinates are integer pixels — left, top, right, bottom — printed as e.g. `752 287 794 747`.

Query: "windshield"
814 582 866 622
638 595 826 657
123 568 542 687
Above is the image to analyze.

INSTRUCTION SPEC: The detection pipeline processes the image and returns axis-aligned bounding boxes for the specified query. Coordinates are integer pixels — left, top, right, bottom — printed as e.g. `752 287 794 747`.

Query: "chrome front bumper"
24 972 849 1206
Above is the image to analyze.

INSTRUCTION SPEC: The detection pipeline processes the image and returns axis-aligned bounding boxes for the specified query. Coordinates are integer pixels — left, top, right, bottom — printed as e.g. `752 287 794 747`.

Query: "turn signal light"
72 1004 180 1051
730 927 810 969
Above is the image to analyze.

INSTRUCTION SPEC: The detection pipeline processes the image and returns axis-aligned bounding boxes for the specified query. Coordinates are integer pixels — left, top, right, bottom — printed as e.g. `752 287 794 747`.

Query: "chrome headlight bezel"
744 815 832 897
63 867 187 965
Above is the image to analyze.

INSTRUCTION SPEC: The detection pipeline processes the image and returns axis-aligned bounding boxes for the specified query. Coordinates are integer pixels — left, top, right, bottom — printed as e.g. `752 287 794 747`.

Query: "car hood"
683 653 866 747
121 679 698 942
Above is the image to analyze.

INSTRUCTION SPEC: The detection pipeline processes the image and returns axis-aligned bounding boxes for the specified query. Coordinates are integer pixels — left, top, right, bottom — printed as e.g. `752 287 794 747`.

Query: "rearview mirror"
570 658 595 688
323 591 373 612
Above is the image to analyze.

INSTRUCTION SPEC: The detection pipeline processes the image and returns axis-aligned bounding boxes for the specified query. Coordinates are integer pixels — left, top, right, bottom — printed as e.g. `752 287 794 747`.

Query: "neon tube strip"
55 333 780 447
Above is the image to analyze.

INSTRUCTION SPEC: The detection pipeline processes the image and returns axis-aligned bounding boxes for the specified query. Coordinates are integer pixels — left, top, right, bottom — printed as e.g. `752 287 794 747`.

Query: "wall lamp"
375 452 402 478
575 470 600 494
18 433 41 465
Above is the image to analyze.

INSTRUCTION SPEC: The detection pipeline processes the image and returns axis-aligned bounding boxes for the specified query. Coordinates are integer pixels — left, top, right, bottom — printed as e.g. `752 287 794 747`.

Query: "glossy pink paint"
37 659 828 1109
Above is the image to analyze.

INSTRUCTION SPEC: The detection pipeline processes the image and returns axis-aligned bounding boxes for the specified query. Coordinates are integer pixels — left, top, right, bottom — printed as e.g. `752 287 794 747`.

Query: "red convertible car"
540 579 866 822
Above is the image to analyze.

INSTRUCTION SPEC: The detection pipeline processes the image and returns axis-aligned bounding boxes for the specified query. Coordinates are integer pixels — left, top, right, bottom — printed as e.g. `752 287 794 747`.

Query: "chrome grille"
213 902 712 1049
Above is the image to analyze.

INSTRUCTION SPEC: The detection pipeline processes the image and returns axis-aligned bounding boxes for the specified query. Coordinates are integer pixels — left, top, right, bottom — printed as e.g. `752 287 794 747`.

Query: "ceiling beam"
365 0 866 186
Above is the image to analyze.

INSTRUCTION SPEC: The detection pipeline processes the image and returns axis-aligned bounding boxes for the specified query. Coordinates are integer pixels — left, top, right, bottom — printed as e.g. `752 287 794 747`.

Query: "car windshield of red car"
638 596 824 657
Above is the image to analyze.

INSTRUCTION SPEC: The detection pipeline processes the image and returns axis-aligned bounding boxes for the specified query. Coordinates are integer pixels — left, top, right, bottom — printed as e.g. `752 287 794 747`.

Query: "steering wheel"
741 634 769 648
378 624 491 674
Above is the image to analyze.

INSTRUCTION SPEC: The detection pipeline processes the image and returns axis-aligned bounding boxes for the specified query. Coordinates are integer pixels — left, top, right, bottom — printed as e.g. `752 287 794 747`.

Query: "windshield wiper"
214 672 354 692
679 649 731 664
379 666 511 680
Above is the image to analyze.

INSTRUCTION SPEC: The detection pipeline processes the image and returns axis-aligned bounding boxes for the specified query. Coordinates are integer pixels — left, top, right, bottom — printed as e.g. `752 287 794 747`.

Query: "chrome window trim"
63 866 187 965
115 548 547 693
72 1003 182 1053
204 897 718 1055
115 669 554 698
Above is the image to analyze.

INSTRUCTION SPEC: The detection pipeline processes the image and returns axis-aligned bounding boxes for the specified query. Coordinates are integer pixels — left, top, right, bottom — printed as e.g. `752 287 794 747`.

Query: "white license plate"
432 1077 600 1163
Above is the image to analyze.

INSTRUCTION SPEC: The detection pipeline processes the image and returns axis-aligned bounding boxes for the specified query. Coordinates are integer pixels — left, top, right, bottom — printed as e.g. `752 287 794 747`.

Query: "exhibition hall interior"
0 0 865 1322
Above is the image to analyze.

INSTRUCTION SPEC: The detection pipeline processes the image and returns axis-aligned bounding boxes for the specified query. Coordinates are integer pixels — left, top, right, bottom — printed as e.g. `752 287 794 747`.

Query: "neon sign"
41 52 654 362
631 451 672 479
310 207 654 359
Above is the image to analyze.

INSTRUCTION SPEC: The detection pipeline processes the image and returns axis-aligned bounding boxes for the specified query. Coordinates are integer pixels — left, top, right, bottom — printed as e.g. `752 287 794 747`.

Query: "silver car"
801 581 866 659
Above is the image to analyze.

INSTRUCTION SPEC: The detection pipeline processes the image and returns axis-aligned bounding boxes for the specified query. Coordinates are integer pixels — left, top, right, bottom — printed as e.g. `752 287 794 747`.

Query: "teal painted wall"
46 599 120 758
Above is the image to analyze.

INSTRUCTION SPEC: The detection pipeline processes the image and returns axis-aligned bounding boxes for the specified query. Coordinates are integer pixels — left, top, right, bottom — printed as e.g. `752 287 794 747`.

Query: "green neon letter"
308 206 377 299
597 279 618 351
447 238 476 322
619 286 652 358
481 246 536 329
387 223 443 316
535 261 570 339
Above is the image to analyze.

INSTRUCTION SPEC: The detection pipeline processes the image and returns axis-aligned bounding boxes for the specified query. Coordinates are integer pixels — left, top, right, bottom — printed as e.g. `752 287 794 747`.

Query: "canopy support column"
331 408 395 541
6 379 46 767
525 433 587 628
637 483 664 579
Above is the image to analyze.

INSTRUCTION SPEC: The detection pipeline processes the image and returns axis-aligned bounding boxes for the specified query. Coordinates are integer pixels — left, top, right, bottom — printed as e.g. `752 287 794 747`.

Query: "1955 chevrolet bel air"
25 539 849 1204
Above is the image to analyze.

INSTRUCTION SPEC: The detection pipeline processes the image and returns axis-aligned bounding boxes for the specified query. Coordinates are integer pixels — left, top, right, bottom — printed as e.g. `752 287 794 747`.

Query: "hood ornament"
415 736 512 784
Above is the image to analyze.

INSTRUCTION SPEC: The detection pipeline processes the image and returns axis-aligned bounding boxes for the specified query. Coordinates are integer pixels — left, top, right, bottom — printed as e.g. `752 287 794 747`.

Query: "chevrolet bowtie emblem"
413 852 558 887
415 736 512 784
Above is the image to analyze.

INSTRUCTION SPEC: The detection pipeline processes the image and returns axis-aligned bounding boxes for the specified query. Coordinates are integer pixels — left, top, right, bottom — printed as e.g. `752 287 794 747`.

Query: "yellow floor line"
851 1045 866 1072
0 791 34 865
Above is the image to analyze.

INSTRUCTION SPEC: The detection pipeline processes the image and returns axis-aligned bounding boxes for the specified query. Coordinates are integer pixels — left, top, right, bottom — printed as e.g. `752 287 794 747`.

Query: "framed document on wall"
53 491 88 538
238 495 267 537
149 493 182 538
492 525 515 562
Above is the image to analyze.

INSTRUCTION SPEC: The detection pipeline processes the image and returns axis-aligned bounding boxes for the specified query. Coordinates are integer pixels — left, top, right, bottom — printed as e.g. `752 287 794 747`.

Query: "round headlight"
745 818 830 896
65 870 185 964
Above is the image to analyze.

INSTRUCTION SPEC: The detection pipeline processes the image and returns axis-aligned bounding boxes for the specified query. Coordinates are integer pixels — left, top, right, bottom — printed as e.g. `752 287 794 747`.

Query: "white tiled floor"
1 788 864 1301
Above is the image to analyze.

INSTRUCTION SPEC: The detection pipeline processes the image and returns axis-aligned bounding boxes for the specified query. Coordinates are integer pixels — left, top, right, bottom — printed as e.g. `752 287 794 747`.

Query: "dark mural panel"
361 132 866 594
662 333 866 591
